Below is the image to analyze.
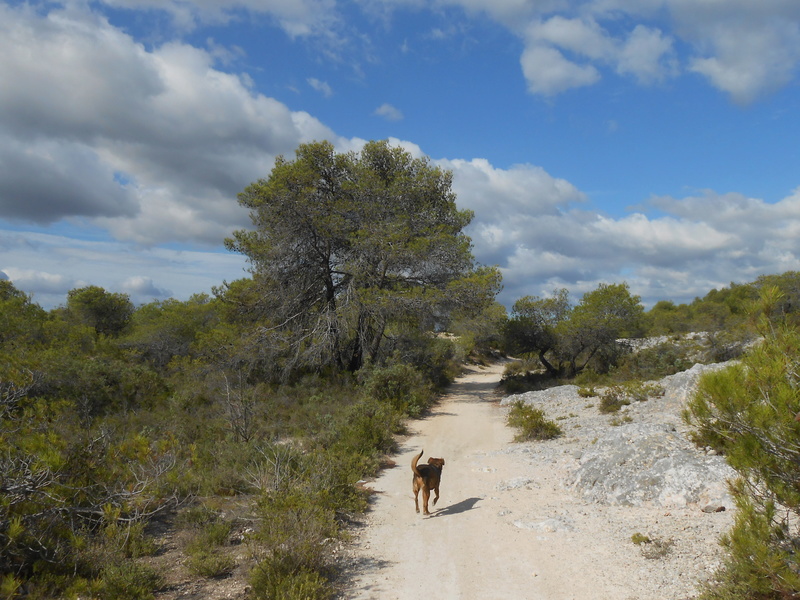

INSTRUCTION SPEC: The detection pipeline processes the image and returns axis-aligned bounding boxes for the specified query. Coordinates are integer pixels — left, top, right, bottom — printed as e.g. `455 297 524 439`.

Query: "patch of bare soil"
338 362 733 600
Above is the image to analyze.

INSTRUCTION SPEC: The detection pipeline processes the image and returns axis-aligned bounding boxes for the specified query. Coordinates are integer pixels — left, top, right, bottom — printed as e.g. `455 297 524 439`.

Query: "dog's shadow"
431 497 481 517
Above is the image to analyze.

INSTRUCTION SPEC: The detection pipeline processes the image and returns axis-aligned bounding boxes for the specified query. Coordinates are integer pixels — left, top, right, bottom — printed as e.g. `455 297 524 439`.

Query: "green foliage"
226 139 499 378
612 341 695 381
698 481 800 599
251 491 338 598
184 519 236 578
360 362 435 417
598 386 631 414
249 552 333 600
685 289 800 599
185 550 237 579
598 381 662 414
120 295 218 370
328 398 402 472
642 272 800 336
623 380 664 402
506 401 563 441
505 283 644 380
448 300 507 361
100 562 164 600
631 532 651 544
66 285 135 337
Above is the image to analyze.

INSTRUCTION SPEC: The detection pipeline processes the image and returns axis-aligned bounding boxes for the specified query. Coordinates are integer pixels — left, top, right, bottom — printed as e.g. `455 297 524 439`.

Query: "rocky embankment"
499 361 738 597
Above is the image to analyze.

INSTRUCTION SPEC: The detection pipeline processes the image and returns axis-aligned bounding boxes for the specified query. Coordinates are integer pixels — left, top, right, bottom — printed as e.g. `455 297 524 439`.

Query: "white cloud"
405 0 800 100
0 230 247 308
616 25 678 83
0 3 341 246
2 268 80 296
437 157 800 306
308 77 334 97
121 276 172 299
529 16 615 61
520 45 600 96
374 103 405 121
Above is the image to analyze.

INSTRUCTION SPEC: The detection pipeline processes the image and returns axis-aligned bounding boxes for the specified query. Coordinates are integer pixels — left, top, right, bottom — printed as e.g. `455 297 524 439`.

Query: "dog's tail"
411 449 424 477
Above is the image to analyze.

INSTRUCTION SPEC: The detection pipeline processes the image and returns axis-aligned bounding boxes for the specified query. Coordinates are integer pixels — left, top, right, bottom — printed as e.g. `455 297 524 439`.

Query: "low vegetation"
631 533 674 560
5 138 800 597
506 401 563 441
685 287 800 599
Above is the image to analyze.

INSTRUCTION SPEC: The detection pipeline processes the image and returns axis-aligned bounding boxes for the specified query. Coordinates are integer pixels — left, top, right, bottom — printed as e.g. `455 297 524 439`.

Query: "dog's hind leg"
422 487 431 515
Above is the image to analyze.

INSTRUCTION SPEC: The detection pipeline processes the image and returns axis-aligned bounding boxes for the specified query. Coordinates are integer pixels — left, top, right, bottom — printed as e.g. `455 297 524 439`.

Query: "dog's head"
427 457 445 470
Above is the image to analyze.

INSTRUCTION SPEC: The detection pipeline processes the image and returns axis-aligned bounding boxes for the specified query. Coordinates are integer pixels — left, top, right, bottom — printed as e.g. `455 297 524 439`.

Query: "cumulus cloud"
424 0 800 100
374 103 405 121
121 276 172 299
520 44 600 96
0 230 247 308
0 3 341 246
519 16 677 94
670 1 800 104
3 0 800 313
432 157 800 307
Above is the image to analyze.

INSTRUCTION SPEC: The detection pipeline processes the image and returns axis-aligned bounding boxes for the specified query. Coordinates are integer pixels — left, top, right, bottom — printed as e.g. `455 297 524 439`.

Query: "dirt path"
342 362 731 600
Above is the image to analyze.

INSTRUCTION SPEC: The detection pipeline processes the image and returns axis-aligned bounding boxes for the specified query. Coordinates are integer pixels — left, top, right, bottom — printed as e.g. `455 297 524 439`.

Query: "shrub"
180 507 237 579
101 562 164 600
254 490 338 581
599 380 662 414
623 380 664 402
612 342 695 381
598 386 630 414
185 550 236 578
685 288 800 599
610 414 633 426
506 401 562 441
249 552 333 600
631 532 651 545
184 517 232 550
360 362 435 417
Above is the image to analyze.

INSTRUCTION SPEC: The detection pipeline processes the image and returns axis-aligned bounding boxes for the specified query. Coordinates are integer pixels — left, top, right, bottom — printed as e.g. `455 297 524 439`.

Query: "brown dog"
411 449 445 515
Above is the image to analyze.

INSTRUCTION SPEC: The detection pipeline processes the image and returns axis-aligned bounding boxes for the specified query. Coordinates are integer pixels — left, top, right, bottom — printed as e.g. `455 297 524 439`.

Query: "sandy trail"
345 362 640 600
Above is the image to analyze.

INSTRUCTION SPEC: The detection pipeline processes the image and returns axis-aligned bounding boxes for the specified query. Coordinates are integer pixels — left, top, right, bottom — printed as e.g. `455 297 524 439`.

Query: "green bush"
685 288 800 599
698 482 800 599
506 401 562 441
598 386 630 414
360 362 435 417
622 380 664 402
101 562 164 600
179 503 240 578
612 342 695 381
185 550 236 578
249 552 333 600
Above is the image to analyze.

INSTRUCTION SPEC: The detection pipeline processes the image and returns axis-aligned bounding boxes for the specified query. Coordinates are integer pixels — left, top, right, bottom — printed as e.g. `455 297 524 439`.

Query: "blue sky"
2 0 800 310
